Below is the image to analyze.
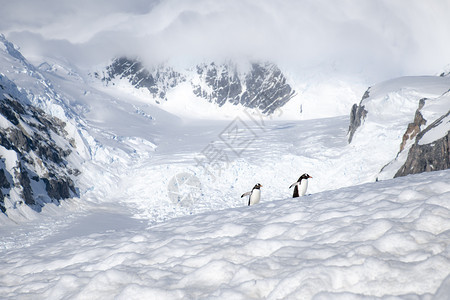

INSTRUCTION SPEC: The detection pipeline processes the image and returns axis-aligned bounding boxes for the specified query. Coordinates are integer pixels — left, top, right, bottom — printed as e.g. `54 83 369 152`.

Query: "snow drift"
1 170 449 299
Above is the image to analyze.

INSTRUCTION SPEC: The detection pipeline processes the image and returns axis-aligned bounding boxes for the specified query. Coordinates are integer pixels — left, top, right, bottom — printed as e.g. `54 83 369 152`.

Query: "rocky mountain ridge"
96 57 295 115
0 35 84 218
0 74 79 215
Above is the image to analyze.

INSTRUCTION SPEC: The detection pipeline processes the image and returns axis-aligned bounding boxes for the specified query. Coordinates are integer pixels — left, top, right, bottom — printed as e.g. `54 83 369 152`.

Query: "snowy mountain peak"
95 57 295 115
439 64 450 77
0 35 88 219
0 34 30 69
97 57 186 102
193 61 295 114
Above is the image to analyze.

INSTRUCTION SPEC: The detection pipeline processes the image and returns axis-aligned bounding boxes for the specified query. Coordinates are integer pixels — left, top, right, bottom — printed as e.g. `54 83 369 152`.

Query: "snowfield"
1 36 450 299
0 170 449 299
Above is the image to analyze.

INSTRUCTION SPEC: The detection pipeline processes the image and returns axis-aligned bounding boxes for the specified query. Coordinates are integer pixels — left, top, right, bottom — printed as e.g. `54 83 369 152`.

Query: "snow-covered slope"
1 33 449 299
382 91 450 179
0 35 90 220
348 76 450 179
1 170 449 299
0 74 80 218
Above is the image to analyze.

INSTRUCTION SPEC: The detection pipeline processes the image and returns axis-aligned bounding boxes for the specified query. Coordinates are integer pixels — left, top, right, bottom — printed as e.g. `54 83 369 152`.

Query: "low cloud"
1 0 449 80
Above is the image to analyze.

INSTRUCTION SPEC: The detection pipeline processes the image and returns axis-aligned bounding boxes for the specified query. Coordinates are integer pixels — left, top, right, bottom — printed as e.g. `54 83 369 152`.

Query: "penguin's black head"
298 173 312 181
253 183 263 189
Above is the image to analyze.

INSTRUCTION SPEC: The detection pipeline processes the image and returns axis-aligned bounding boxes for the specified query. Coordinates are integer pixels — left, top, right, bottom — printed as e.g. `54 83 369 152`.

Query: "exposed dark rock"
0 37 81 217
0 100 20 125
7 128 33 152
347 87 371 143
395 110 450 177
16 164 34 206
43 176 76 200
0 192 4 213
399 98 427 152
0 167 10 212
347 99 368 143
0 84 79 215
0 168 10 189
101 57 185 101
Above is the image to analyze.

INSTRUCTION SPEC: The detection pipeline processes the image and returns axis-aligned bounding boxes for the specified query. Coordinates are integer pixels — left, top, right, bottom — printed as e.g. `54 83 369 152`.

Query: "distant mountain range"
94 57 296 115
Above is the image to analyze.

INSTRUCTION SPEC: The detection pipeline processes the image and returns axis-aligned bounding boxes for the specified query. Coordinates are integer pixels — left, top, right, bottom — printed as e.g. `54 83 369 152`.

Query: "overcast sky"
1 0 449 81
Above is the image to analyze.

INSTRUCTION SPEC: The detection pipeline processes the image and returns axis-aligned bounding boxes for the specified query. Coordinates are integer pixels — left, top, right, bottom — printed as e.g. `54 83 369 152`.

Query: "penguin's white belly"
299 180 308 196
249 189 261 205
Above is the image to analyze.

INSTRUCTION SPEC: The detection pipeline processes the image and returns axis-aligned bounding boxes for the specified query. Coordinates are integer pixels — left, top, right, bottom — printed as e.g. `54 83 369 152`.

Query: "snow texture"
1 170 449 299
1 35 450 300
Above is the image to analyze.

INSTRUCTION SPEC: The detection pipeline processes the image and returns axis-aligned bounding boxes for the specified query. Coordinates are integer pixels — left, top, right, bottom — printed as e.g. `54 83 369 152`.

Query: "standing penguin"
241 183 263 206
289 174 312 198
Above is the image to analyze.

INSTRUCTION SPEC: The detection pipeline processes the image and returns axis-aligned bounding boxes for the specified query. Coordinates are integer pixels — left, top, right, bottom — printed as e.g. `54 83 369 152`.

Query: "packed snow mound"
1 170 449 299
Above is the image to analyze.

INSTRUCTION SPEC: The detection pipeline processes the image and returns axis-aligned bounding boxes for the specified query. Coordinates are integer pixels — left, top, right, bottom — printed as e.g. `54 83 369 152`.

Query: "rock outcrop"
193 62 295 114
398 98 427 152
347 75 450 180
98 57 185 102
347 89 369 143
0 74 79 214
395 110 450 177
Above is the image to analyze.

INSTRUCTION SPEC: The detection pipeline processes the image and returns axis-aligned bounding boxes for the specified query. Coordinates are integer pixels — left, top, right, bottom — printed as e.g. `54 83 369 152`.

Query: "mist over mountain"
2 0 450 82
95 57 295 114
1 2 450 299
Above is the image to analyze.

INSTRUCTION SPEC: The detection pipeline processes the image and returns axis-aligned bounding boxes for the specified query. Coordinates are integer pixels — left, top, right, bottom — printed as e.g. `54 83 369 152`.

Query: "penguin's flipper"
293 185 299 198
289 182 298 189
241 191 251 198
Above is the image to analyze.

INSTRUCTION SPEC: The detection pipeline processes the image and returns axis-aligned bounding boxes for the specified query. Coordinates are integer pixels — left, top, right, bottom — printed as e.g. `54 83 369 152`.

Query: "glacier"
0 34 449 299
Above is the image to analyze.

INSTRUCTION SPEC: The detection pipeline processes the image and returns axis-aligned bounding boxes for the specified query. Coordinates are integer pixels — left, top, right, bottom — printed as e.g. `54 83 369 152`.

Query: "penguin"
241 183 263 206
289 174 312 198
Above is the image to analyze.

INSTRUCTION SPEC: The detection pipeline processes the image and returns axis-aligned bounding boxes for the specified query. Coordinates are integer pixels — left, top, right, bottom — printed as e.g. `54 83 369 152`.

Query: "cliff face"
193 62 295 114
347 89 369 143
395 110 450 177
0 74 79 214
398 98 427 153
98 57 186 102
347 75 450 180
98 58 295 114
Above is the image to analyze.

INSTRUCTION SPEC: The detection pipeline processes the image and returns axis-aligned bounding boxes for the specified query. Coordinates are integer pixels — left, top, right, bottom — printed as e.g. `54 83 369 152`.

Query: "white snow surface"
1 170 450 299
1 41 450 299
418 91 450 146
419 113 450 145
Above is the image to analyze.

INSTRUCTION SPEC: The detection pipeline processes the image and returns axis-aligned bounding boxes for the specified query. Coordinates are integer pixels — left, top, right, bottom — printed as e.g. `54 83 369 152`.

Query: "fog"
1 0 449 80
